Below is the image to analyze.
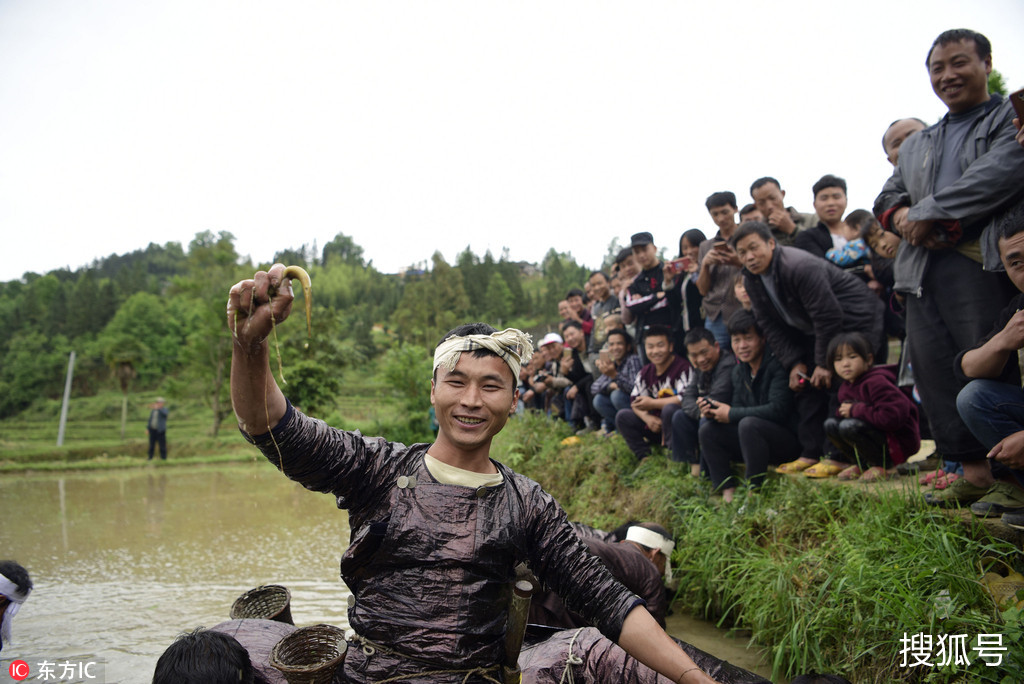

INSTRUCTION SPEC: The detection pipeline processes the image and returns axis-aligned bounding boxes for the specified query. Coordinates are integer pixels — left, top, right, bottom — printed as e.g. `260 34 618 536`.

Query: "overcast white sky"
2 0 1023 282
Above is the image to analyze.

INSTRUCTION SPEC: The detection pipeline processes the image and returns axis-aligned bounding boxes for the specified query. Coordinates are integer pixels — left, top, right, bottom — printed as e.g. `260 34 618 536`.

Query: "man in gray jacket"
873 28 1024 507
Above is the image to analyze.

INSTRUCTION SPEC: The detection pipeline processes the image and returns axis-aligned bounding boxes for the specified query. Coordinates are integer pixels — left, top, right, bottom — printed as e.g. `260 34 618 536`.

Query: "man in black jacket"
794 175 850 262
731 222 884 476
624 232 673 364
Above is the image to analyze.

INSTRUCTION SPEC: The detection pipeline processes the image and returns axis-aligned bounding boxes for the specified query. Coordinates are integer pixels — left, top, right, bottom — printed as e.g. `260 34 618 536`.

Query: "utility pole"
57 350 75 446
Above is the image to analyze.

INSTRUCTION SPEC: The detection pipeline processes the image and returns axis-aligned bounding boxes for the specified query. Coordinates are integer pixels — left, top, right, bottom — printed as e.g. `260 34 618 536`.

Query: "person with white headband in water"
227 264 723 684
0 559 32 654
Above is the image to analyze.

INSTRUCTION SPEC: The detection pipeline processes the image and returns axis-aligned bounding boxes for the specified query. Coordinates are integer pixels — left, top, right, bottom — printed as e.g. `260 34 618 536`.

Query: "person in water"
227 264 723 684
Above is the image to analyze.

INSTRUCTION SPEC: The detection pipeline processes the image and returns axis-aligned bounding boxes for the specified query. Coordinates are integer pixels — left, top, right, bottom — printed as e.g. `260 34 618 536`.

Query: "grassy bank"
493 413 1023 683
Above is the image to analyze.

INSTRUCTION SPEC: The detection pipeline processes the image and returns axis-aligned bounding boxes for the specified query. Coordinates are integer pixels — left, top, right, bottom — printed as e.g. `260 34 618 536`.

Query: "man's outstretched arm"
618 607 721 683
228 264 295 435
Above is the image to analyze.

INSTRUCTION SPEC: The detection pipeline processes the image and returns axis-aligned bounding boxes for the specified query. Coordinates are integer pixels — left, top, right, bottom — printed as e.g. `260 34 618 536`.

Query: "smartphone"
712 242 732 252
562 347 573 359
667 257 689 274
1012 88 1024 123
599 350 611 364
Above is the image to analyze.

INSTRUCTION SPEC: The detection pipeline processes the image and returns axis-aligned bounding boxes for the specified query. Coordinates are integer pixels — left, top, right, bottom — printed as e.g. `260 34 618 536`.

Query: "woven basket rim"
270 624 347 674
230 584 291 619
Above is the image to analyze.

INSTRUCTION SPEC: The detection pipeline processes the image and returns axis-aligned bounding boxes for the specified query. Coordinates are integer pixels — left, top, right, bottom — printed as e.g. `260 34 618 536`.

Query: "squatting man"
226 264 723 684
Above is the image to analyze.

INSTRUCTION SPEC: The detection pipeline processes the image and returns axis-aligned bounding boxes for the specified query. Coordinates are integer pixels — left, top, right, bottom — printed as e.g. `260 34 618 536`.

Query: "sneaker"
1001 510 1024 531
923 477 990 507
969 482 1024 518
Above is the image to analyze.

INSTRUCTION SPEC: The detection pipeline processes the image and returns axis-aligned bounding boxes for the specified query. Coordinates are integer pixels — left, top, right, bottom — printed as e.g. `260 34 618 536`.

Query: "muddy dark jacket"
743 246 884 370
245 403 641 682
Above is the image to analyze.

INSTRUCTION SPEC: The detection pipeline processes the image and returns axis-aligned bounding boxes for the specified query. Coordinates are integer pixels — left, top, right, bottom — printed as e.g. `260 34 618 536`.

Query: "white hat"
540 332 563 346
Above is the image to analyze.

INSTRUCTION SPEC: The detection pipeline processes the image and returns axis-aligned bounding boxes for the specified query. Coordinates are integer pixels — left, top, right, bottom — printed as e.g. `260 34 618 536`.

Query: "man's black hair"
606 328 634 351
812 174 847 198
705 191 738 211
727 309 762 338
561 320 583 333
926 29 991 66
643 324 673 344
738 203 759 219
0 561 32 596
729 221 774 248
997 200 1024 242
566 288 585 299
844 209 880 242
826 332 873 368
614 247 633 265
683 327 717 348
588 270 609 282
153 629 269 684
678 229 707 258
749 177 781 196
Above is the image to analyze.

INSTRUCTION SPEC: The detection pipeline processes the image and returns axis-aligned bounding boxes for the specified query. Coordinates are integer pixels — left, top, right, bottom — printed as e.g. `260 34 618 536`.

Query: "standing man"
587 270 620 356
874 28 1024 507
147 397 169 461
794 175 851 261
624 232 674 363
695 191 744 349
227 265 720 684
731 222 884 476
749 177 817 247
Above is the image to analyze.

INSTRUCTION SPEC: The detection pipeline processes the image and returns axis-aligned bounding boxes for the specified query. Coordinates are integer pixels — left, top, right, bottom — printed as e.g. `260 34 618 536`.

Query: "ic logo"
9 660 30 681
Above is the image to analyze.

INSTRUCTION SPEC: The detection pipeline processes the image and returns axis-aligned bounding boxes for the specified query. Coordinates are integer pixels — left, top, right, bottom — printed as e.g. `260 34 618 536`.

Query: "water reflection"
0 464 351 684
0 464 775 683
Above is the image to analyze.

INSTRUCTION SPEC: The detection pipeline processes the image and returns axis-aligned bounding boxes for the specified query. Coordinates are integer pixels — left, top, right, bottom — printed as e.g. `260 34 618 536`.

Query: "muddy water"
0 465 774 683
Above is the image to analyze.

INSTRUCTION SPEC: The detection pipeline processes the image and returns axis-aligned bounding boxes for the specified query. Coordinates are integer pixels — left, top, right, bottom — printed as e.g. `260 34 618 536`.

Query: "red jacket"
837 365 920 465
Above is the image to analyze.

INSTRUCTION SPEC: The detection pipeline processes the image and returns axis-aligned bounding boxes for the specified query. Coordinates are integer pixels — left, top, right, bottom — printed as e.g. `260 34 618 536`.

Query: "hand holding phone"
1011 87 1024 124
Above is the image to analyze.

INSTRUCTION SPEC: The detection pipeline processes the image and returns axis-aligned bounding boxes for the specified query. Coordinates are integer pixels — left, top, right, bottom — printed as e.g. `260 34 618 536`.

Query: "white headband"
625 526 675 556
0 573 30 646
433 328 534 382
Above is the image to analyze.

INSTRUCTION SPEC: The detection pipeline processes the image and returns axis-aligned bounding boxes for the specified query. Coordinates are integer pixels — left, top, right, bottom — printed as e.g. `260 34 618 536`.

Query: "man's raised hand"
227 264 296 350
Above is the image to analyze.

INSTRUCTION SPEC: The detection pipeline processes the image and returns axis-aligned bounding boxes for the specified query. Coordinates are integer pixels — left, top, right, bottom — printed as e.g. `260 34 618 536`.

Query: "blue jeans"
956 379 1024 483
705 314 732 352
593 389 631 431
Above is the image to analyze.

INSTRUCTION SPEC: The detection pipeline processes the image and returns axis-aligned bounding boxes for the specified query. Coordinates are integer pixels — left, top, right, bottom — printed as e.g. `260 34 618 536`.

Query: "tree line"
0 230 597 431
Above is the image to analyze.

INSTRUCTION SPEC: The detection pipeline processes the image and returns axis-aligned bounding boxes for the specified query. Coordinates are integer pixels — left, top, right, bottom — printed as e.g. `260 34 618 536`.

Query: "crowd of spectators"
517 28 1024 530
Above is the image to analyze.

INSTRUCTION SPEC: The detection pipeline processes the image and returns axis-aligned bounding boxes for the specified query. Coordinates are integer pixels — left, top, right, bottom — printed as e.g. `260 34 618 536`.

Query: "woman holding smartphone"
664 229 707 355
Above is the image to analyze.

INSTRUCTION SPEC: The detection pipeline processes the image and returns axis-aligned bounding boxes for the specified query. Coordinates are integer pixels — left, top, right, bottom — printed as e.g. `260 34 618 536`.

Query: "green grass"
493 414 1024 684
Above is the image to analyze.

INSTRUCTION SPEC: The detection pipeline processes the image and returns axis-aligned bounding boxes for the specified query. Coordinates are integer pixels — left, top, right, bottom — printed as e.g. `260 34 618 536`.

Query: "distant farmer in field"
146 397 169 460
226 264 722 684
0 559 32 654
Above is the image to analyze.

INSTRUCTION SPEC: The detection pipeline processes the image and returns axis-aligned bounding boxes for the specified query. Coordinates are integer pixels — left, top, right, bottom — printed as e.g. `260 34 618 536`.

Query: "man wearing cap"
0 560 32 653
624 232 674 364
146 397 169 461
227 264 721 684
529 523 674 629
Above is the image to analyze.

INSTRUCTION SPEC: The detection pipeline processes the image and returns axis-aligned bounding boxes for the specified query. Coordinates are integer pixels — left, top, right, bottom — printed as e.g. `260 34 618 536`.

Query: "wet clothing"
519 627 770 684
211 619 297 684
529 539 667 629
835 365 920 466
243 402 642 683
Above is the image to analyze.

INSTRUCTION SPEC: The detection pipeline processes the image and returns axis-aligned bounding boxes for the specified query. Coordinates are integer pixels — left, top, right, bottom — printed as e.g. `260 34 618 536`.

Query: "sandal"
776 458 817 474
861 466 898 482
837 465 863 481
804 462 845 478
